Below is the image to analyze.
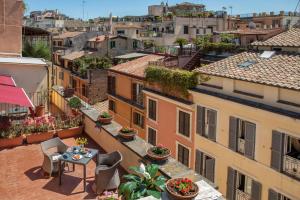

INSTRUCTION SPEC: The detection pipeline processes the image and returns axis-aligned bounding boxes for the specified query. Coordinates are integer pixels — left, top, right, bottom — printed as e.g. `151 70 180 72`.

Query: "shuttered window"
226 167 236 200
133 112 144 128
178 110 190 138
59 71 64 80
82 84 87 97
268 189 291 200
178 143 189 167
195 149 215 183
196 106 217 142
107 76 116 95
132 83 144 106
148 99 157 121
271 130 284 171
147 127 157 146
109 100 116 112
228 117 256 160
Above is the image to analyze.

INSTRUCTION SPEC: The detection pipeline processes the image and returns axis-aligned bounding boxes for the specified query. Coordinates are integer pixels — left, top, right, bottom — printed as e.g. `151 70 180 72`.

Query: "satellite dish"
249 21 256 29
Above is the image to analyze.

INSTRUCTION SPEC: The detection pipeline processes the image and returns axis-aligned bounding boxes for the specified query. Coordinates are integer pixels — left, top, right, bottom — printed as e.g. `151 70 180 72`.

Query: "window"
117 30 125 35
72 79 77 91
196 28 200 34
269 189 292 200
183 25 189 34
82 84 87 97
271 130 300 179
59 71 64 80
109 100 116 112
227 168 262 200
148 99 157 121
147 127 157 146
229 117 256 159
136 29 139 34
132 82 144 106
196 106 217 141
195 150 215 183
177 110 190 138
177 143 189 167
110 41 116 49
133 112 144 128
107 76 116 95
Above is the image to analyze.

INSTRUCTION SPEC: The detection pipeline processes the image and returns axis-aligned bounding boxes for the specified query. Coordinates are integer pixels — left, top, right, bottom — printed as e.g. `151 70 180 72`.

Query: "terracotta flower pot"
166 178 199 200
35 105 45 117
147 147 171 161
57 126 83 139
26 131 54 144
0 135 24 148
98 116 113 124
118 131 136 140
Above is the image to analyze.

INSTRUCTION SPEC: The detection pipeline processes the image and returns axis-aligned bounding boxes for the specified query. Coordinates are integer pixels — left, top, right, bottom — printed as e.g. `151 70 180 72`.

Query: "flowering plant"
99 112 112 119
23 116 55 134
168 178 197 196
75 137 88 146
120 127 135 134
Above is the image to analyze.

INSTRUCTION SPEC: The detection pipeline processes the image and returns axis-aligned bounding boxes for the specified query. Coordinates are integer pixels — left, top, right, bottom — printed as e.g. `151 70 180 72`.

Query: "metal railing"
284 154 300 179
236 189 251 200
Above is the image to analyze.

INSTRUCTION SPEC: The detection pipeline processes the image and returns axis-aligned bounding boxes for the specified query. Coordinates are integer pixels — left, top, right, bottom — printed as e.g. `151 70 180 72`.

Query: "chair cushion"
51 152 62 162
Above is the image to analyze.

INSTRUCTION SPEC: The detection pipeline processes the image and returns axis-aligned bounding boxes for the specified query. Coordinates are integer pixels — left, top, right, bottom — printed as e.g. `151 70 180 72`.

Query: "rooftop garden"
145 66 209 98
72 56 112 78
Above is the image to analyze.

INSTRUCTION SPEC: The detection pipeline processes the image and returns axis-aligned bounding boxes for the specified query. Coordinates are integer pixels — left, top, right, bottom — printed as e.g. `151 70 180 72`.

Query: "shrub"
145 66 200 97
68 97 82 109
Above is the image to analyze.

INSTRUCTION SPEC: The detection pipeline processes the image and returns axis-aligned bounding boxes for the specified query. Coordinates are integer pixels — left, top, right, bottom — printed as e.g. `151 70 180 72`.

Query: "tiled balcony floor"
0 135 126 200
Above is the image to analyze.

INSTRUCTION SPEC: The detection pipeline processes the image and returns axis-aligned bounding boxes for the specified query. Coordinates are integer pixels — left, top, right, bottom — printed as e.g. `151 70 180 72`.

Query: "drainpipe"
44 63 50 111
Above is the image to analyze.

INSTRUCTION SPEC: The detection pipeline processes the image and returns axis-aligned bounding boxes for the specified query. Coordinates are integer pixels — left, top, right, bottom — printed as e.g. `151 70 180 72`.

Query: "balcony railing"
284 154 300 179
236 189 251 200
238 138 245 154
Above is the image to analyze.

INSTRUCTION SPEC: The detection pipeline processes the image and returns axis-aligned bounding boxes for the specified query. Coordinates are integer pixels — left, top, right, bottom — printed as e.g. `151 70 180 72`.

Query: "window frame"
176 108 192 140
183 25 189 34
109 99 116 112
146 126 157 146
176 142 191 167
147 97 158 123
133 111 144 129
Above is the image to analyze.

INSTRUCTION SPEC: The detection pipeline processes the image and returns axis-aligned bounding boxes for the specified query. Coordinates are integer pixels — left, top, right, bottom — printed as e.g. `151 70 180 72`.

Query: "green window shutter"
268 189 279 200
207 109 217 141
244 122 256 159
226 167 236 200
271 130 284 171
229 117 238 151
251 180 262 200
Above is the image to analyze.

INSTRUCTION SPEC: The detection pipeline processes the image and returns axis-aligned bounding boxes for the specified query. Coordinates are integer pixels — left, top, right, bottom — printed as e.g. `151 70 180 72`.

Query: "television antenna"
82 0 86 20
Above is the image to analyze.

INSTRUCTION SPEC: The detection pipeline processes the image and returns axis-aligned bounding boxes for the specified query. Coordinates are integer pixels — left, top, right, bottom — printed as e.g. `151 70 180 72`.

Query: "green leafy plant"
151 144 170 156
120 127 135 134
145 66 205 97
119 164 166 200
68 97 82 109
0 124 23 139
22 41 51 61
100 112 112 119
174 38 188 55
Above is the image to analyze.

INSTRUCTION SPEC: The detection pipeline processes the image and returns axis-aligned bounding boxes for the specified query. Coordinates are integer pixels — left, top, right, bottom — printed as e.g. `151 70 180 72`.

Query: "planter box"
0 136 24 148
26 131 54 144
147 147 171 161
57 126 83 139
98 117 113 125
118 131 136 140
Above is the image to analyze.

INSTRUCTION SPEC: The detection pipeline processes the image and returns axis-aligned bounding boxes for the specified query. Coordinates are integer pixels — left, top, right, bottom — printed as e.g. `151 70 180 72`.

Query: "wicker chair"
40 137 68 176
93 151 123 194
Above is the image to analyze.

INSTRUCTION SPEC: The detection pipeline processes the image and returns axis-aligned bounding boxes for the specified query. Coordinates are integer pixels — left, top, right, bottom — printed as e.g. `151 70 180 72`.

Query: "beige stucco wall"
191 89 300 200
0 63 48 94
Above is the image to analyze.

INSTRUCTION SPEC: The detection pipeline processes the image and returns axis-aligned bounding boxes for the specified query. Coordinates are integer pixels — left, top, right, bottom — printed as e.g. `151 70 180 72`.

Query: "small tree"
174 38 188 55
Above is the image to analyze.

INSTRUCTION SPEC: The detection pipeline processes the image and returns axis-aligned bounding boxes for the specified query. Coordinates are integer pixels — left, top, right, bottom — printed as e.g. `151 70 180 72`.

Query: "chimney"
253 13 257 17
109 12 113 34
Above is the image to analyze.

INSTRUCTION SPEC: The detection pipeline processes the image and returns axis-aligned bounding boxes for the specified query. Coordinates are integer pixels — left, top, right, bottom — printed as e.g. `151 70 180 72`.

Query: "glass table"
58 146 99 192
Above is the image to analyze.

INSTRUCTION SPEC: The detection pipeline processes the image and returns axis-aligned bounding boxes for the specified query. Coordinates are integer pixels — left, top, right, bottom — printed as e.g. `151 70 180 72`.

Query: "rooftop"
215 28 282 35
114 52 148 59
109 54 164 78
194 51 300 90
251 28 300 47
53 32 84 39
62 51 92 61
0 57 47 65
0 136 126 200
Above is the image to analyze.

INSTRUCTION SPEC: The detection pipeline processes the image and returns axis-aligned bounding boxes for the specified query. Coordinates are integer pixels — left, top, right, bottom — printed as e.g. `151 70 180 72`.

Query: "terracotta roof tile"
53 32 84 39
194 52 300 90
109 55 164 78
251 28 300 47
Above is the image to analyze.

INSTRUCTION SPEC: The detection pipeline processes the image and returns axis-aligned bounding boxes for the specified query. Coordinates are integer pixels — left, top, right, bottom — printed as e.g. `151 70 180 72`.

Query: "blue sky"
25 0 300 19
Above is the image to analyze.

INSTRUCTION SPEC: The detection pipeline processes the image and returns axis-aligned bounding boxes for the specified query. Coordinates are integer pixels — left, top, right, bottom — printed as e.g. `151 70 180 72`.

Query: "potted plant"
147 144 171 161
0 124 24 148
166 178 199 200
97 112 113 124
98 190 120 200
68 97 82 116
56 116 83 139
75 137 88 153
118 127 136 140
25 116 55 144
119 163 166 200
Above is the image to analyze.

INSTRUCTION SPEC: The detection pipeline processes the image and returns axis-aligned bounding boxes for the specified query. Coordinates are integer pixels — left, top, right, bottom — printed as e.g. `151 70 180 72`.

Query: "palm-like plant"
22 41 51 61
174 38 188 55
119 164 166 200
